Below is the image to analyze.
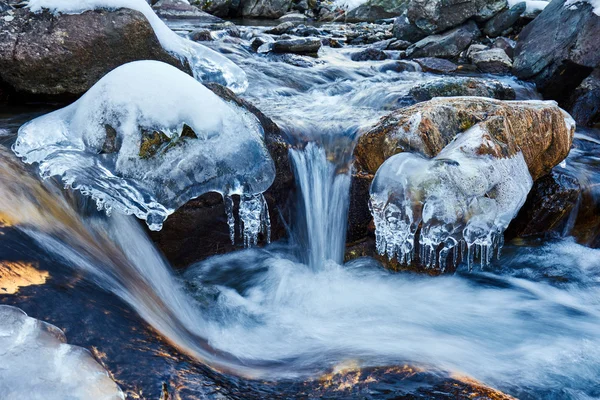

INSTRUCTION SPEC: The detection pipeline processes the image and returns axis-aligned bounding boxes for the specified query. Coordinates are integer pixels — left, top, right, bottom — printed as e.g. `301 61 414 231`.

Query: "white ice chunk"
27 0 248 92
508 0 549 16
370 125 533 270
0 305 124 400
13 61 275 235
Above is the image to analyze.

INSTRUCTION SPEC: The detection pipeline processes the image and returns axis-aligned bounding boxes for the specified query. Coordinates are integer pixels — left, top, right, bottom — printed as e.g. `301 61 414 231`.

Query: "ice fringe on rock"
369 125 533 270
27 0 248 93
13 61 275 246
0 305 124 400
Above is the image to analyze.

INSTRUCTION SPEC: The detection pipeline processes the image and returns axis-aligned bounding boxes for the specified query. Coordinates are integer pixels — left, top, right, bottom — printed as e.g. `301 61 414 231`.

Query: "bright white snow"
13 61 275 238
0 305 124 400
370 124 533 270
27 0 248 93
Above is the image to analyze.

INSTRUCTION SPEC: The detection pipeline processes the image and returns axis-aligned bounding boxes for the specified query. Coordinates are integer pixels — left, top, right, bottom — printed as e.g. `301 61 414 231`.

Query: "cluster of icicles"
224 193 271 247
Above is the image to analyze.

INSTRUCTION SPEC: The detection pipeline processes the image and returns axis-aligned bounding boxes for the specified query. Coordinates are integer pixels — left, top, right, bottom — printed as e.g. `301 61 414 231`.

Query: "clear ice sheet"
369 125 533 270
13 61 275 239
27 0 248 92
0 305 124 400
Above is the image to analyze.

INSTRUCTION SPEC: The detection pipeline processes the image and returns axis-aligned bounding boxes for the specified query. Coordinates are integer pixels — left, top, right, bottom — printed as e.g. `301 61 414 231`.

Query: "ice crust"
13 61 275 240
0 305 124 400
369 125 533 270
27 0 248 93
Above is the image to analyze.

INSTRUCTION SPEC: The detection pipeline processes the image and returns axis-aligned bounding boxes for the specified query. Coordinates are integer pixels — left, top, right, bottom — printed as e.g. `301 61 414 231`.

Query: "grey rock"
414 57 458 74
392 15 427 43
194 0 232 18
189 28 213 41
387 39 412 50
513 0 600 102
265 21 295 35
345 0 408 22
465 44 488 61
153 0 222 20
293 24 321 36
491 36 516 58
407 0 507 34
378 60 420 73
406 20 480 59
565 68 600 127
408 77 516 102
272 37 321 54
0 8 188 102
350 47 389 61
483 1 526 37
240 0 292 18
472 48 512 74
0 2 11 13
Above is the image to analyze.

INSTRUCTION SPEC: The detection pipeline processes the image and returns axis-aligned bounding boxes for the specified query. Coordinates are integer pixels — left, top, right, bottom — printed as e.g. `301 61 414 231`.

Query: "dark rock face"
483 1 526 37
414 57 458 74
565 68 600 128
272 38 321 54
513 0 600 102
151 83 294 267
506 170 581 239
0 8 188 103
407 0 507 34
239 0 292 18
350 47 388 61
194 0 233 17
406 20 480 59
408 77 516 102
345 0 408 23
378 60 420 73
392 15 427 43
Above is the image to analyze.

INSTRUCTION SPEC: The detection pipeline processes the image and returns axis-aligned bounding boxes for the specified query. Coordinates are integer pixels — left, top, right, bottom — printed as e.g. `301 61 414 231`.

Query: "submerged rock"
407 0 507 34
0 8 187 102
414 57 458 74
408 77 516 102
350 47 389 61
406 20 480 59
513 0 600 102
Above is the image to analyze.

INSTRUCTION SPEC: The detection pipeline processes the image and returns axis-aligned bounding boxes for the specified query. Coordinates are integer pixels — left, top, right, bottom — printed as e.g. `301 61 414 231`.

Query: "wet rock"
392 15 427 43
0 2 11 13
194 0 232 18
272 37 321 54
378 60 419 73
240 0 292 18
387 39 412 50
293 24 321 36
465 44 488 61
483 1 526 37
491 36 516 59
189 28 213 41
414 57 458 74
565 68 600 128
350 47 388 61
406 20 480 59
345 0 408 23
265 21 295 35
513 0 600 103
0 8 188 102
250 35 273 51
354 97 575 181
505 170 581 239
152 0 222 20
407 0 507 34
321 37 344 48
409 77 516 102
472 48 512 74
151 83 294 267
270 52 317 67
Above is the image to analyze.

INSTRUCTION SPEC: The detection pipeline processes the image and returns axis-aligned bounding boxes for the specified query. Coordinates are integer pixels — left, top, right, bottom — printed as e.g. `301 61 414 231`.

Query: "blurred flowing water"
0 22 599 400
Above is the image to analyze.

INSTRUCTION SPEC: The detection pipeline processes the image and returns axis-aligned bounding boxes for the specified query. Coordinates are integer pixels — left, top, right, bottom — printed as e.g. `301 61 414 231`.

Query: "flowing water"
1 21 600 400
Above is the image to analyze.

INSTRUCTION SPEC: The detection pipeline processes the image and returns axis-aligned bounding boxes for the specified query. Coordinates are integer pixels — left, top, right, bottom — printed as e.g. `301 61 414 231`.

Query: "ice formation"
0 305 124 400
13 61 275 243
27 0 248 93
369 125 533 270
508 0 549 16
565 0 600 14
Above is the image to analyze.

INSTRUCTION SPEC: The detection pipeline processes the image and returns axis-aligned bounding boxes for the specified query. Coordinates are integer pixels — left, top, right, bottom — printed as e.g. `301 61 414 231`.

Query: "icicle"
224 194 235 245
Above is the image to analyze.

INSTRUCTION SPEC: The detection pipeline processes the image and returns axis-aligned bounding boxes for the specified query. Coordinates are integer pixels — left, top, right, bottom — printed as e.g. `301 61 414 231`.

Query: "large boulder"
406 20 480 59
152 0 222 20
150 83 294 267
407 0 507 34
239 0 292 18
349 97 575 242
408 77 516 102
392 15 428 43
483 1 526 37
0 8 188 102
345 0 408 22
513 0 600 102
565 68 600 128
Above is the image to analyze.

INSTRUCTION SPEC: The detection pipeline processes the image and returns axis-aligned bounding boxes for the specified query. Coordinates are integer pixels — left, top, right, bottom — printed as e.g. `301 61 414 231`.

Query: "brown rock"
0 8 188 103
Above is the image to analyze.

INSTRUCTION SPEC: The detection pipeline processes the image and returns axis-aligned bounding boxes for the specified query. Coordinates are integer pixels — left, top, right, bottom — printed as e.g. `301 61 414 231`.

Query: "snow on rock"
508 0 549 17
27 0 248 93
369 123 533 270
0 305 124 400
13 61 275 243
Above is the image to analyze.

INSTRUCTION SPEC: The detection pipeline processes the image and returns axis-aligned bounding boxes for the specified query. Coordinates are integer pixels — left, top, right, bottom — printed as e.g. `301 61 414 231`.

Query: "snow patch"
13 61 274 242
564 0 600 15
27 0 248 92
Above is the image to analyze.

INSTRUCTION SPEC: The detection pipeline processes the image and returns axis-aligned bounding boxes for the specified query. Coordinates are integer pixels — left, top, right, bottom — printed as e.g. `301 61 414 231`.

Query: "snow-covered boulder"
13 61 274 241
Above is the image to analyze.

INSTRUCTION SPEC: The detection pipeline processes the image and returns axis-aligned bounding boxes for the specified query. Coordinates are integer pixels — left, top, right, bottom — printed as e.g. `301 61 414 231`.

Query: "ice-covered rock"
369 124 533 270
13 61 275 243
0 305 124 400
27 0 248 93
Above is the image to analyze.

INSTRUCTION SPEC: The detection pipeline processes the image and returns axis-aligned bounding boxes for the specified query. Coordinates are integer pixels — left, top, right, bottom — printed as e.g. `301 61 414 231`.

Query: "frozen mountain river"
1 8 600 400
